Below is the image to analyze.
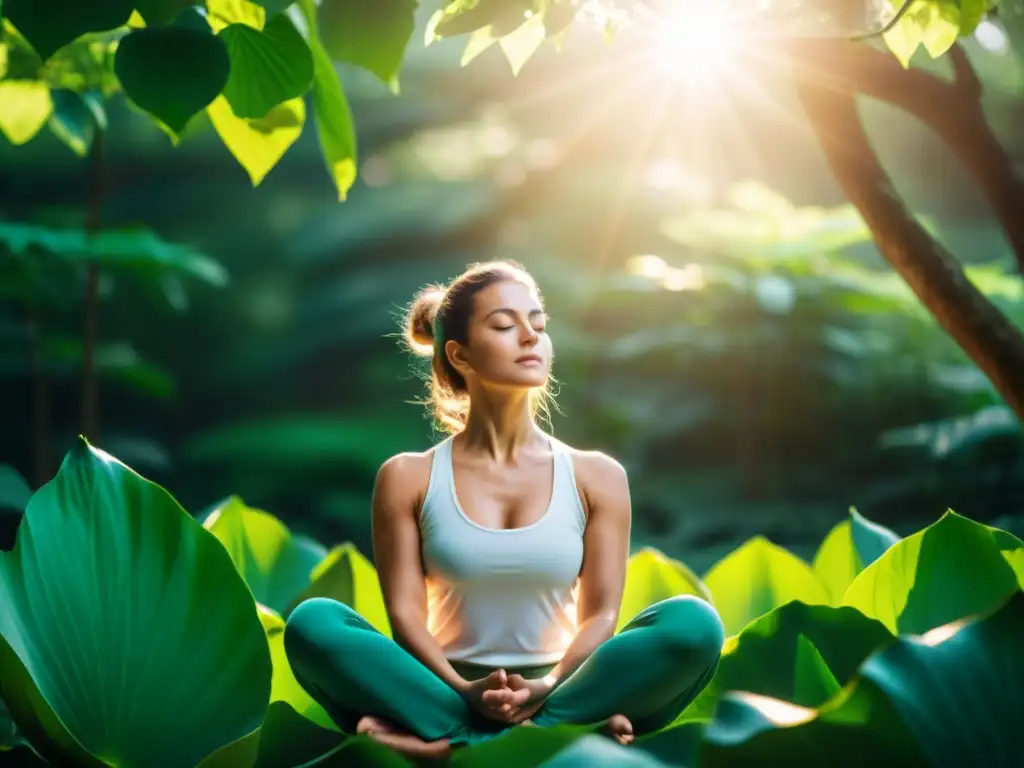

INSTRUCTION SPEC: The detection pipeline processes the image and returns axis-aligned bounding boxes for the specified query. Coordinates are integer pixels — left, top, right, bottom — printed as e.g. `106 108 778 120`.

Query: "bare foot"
601 714 634 745
356 715 453 760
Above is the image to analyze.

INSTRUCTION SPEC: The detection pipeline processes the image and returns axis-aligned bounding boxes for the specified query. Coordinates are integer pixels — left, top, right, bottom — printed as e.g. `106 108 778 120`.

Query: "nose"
521 324 538 345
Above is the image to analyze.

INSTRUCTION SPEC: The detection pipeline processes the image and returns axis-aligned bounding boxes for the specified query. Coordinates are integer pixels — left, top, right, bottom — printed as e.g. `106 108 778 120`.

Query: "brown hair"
404 260 555 434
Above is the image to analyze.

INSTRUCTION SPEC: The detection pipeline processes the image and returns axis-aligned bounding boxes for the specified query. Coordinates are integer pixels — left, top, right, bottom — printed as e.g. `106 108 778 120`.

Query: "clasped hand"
462 669 552 724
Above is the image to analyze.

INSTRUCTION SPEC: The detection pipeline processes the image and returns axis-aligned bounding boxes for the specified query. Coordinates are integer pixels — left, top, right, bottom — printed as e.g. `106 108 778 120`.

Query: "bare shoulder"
560 443 630 517
374 448 437 512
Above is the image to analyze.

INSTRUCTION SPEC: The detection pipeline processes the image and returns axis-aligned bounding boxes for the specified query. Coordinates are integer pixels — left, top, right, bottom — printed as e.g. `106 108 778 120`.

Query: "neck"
459 386 543 462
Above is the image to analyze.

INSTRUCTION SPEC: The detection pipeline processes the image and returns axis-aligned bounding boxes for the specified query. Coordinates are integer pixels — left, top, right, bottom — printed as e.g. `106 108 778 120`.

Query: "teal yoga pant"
284 595 725 747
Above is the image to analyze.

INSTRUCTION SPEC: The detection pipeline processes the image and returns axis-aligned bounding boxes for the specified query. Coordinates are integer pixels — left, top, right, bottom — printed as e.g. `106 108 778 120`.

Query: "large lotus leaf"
843 510 1023 634
4 0 133 60
253 702 345 768
618 548 712 632
258 608 337 730
451 725 589 767
205 496 328 614
703 536 830 636
710 601 892 709
541 734 671 767
696 687 926 767
813 508 900 603
0 439 271 767
287 543 391 635
859 589 1024 766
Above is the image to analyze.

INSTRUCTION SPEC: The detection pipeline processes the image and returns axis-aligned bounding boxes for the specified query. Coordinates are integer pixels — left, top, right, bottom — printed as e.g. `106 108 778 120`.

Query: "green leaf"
498 11 546 75
255 0 296 16
883 0 929 68
288 543 391 635
843 510 1023 634
207 0 266 32
451 725 588 767
920 0 961 58
430 0 532 39
813 509 900 604
134 0 193 26
703 536 830 636
0 81 52 145
0 439 272 767
258 609 338 730
253 702 345 768
859 589 1024 766
4 0 134 60
208 94 305 185
219 13 313 119
0 465 31 511
708 601 893 709
47 89 105 157
204 496 328 614
319 0 416 87
696 686 926 766
299 0 357 200
617 547 712 631
114 26 230 136
539 734 668 767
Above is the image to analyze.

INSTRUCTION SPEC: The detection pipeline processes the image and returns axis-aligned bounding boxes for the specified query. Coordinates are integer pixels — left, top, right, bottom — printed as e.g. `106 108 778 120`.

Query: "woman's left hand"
505 674 554 723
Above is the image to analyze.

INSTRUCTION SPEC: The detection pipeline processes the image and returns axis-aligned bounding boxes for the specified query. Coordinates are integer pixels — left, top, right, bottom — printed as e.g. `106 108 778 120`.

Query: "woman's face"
449 280 552 389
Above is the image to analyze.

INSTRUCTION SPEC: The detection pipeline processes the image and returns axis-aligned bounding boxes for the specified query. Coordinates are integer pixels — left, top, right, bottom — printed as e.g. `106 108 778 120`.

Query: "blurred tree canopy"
2 0 1024 566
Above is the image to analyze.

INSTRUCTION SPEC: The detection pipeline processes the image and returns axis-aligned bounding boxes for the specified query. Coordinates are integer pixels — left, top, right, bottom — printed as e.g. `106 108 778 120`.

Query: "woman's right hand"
460 669 530 722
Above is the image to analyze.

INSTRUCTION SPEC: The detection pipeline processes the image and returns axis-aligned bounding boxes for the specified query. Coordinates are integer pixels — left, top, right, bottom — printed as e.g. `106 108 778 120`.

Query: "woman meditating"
284 261 725 759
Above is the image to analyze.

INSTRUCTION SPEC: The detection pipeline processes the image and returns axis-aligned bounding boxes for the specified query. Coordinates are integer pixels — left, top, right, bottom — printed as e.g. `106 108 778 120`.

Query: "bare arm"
372 453 470 694
543 453 632 688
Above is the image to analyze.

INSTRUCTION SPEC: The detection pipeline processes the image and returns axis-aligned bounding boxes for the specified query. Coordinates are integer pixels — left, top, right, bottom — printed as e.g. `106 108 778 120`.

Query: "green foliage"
0 439 271 766
1 443 1022 765
319 0 417 88
219 14 313 120
813 508 900 603
3 0 133 61
703 536 830 636
843 510 1024 634
203 496 328 614
114 25 230 136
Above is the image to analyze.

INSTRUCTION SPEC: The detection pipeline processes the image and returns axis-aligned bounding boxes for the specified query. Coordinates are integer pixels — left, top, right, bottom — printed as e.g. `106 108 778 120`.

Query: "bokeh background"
3 5 1024 572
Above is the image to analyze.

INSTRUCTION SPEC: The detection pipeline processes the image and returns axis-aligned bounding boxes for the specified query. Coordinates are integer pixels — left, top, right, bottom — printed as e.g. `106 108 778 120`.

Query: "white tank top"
418 435 587 668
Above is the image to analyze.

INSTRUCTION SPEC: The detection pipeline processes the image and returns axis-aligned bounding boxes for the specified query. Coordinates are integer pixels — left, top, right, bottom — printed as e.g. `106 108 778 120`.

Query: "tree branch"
793 69 1024 419
789 39 1024 274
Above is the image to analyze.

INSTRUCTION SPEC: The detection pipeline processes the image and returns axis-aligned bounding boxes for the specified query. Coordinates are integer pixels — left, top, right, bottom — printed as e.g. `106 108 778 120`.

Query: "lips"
516 354 544 364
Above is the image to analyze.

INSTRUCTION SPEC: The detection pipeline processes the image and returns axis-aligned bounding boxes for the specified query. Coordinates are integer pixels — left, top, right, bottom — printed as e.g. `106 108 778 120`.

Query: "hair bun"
405 284 446 356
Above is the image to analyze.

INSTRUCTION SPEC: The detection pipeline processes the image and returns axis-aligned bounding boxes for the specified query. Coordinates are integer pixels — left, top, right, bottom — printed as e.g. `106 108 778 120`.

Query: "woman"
284 261 724 759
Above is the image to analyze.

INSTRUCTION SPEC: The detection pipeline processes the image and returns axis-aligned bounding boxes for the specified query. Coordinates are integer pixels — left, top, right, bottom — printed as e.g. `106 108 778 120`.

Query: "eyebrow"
484 308 546 320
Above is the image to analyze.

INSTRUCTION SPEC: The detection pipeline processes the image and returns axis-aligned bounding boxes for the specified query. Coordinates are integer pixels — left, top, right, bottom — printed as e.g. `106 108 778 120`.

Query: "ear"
445 339 474 379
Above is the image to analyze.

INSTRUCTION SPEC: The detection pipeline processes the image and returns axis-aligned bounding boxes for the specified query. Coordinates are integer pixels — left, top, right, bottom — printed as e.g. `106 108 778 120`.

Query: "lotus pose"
284 261 725 759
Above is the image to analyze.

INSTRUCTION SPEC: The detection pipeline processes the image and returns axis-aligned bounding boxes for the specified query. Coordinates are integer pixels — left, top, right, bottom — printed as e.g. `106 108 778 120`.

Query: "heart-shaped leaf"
0 81 53 145
114 26 230 135
220 13 313 119
4 0 134 60
319 0 416 86
843 510 1023 634
207 0 266 32
618 547 711 631
205 496 328 614
813 508 900 604
287 543 390 635
134 0 193 26
208 94 305 185
703 536 830 636
0 439 271 767
298 0 357 200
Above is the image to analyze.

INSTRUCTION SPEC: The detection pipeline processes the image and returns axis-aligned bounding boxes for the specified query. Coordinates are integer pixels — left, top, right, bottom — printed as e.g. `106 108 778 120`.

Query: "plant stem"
82 129 104 441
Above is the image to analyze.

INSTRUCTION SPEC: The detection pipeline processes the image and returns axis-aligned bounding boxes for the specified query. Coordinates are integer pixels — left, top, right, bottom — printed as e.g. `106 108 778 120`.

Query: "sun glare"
656 6 739 83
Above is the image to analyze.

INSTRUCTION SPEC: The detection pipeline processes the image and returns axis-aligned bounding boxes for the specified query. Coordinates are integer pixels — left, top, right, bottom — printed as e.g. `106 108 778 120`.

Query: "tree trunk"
794 67 1024 419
